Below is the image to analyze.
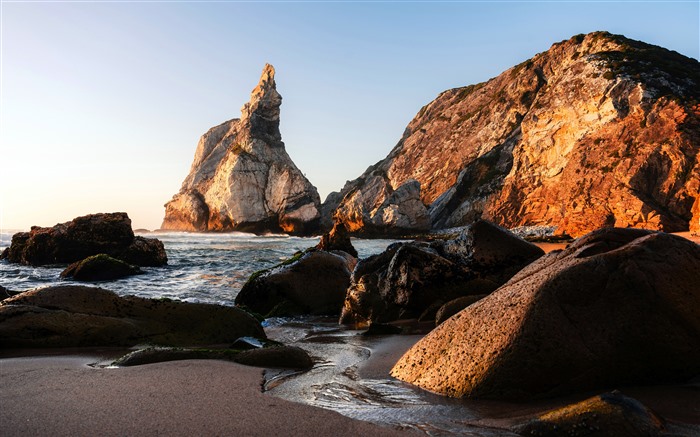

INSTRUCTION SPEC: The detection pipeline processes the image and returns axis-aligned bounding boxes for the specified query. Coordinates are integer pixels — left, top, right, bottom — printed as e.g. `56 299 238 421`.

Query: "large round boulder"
235 249 356 317
0 286 265 348
340 220 544 327
0 212 167 267
391 228 700 400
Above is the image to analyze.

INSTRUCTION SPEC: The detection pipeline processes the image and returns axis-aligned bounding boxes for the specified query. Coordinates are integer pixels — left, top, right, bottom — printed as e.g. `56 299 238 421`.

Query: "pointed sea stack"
162 64 321 235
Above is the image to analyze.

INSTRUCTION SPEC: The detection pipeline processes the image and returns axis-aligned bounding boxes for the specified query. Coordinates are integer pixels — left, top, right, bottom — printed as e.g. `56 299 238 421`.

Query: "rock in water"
161 64 321 235
0 212 167 267
324 32 700 237
60 254 142 281
391 228 700 400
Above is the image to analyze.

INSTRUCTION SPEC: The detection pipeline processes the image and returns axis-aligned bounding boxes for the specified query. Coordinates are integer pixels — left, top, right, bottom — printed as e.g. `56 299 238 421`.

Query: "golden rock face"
327 31 700 237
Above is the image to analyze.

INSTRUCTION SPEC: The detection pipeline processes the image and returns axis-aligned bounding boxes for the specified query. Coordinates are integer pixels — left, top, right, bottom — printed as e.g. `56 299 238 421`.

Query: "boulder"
235 249 356 317
161 64 321 235
340 220 543 327
60 254 142 281
391 228 700 400
514 391 666 437
234 346 314 369
0 285 264 348
0 212 167 267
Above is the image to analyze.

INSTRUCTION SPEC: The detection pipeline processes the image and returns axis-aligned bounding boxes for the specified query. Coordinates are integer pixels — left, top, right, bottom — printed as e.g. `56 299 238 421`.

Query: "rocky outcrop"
0 212 167 267
325 32 700 237
235 249 356 317
340 220 544 327
0 286 264 348
316 222 358 257
60 254 142 281
391 228 700 400
162 64 321 235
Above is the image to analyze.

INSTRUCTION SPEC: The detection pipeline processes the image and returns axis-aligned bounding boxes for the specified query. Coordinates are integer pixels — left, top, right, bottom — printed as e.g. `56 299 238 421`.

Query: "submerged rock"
514 391 666 437
0 285 264 348
340 220 543 326
0 212 167 267
391 228 700 400
235 249 356 317
161 64 321 235
60 254 142 281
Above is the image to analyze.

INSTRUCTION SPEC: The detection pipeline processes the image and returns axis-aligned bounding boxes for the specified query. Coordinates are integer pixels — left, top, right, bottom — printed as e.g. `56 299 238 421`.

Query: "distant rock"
0 212 167 267
391 228 700 400
60 254 142 281
235 249 356 317
0 285 264 348
325 31 700 237
514 391 666 437
162 64 321 235
340 220 543 326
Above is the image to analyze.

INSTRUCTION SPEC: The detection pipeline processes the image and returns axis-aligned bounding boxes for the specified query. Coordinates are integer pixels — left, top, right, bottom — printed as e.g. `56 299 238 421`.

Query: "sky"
1 1 698 231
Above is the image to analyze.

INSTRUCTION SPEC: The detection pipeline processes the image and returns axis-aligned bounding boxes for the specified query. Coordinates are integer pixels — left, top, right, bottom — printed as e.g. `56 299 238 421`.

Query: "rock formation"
0 212 167 267
391 228 700 400
235 249 356 317
325 32 700 237
60 254 143 281
340 220 544 327
162 64 321 235
0 285 265 348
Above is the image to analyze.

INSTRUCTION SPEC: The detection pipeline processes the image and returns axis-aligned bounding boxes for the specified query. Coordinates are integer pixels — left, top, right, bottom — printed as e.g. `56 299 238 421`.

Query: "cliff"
162 64 321 234
325 32 700 237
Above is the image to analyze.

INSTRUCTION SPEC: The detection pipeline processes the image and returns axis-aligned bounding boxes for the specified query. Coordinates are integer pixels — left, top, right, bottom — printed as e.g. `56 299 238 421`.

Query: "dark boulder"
514 391 666 437
435 295 486 326
60 254 142 281
0 285 264 348
235 249 356 317
234 345 314 369
392 228 700 400
0 212 167 267
340 220 543 327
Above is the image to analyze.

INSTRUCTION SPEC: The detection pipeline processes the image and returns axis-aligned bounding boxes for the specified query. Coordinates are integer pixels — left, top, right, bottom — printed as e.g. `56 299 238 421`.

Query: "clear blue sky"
2 1 698 231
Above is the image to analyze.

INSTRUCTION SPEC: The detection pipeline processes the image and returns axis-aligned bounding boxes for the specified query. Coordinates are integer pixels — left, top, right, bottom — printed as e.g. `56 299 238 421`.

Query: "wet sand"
0 353 414 436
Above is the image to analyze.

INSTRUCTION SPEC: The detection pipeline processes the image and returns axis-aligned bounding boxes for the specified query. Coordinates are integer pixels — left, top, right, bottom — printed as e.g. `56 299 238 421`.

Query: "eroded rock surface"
391 228 700 400
325 32 700 237
0 286 264 348
162 64 321 235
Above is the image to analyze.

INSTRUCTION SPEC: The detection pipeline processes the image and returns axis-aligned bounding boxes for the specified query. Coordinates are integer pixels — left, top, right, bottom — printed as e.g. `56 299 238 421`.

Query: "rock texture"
391 228 700 400
0 212 167 267
340 220 543 327
325 32 700 237
235 249 356 317
162 64 321 235
0 286 265 348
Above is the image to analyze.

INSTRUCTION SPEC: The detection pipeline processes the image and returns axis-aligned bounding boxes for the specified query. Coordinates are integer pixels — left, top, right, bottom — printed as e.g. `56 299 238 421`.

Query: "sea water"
0 231 395 303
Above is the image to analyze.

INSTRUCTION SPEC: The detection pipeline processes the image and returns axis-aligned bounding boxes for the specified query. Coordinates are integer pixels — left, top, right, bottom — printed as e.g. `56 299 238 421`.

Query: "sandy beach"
0 354 414 436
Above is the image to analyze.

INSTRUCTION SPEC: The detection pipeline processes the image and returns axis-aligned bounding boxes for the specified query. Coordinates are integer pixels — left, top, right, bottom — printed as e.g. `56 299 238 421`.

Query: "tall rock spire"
161 64 321 234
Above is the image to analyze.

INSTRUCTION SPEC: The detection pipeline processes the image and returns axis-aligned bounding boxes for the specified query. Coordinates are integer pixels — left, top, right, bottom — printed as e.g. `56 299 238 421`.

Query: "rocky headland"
161 64 321 235
324 31 700 238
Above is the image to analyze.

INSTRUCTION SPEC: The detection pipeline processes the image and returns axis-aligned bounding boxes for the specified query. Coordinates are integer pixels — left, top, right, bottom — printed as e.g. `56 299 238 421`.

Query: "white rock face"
162 64 321 234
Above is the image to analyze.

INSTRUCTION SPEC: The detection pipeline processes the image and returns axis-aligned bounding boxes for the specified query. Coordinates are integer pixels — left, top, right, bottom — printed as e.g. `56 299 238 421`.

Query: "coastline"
0 352 415 436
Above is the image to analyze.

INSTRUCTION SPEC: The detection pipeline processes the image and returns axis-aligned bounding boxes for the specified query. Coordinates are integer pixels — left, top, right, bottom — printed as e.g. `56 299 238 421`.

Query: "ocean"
0 231 396 303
